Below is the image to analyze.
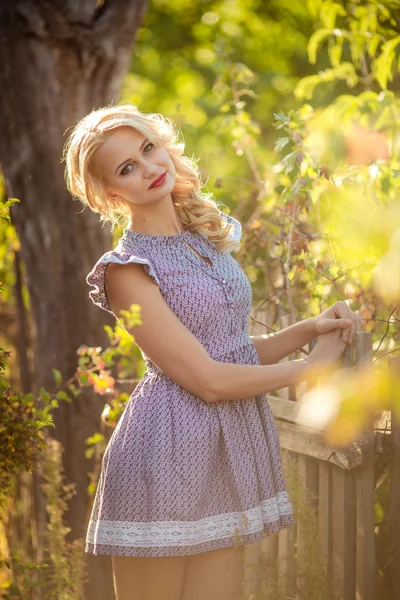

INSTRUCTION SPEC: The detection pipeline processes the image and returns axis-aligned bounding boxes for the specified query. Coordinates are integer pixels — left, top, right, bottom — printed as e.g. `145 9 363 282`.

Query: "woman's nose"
142 160 158 178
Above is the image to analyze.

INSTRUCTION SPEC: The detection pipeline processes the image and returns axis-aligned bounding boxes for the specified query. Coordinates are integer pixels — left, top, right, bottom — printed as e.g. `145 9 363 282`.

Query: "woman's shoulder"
86 236 160 314
218 210 242 244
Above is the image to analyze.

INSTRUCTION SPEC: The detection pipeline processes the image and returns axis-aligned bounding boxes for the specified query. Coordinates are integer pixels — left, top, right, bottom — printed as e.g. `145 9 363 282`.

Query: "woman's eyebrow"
114 138 149 173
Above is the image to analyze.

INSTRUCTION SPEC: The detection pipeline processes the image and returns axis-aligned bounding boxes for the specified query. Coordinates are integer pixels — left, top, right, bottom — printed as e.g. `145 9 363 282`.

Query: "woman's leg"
181 545 246 600
111 555 188 600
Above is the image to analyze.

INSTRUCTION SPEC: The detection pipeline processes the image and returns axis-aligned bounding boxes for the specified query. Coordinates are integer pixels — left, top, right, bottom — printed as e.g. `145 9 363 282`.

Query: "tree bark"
0 2 147 598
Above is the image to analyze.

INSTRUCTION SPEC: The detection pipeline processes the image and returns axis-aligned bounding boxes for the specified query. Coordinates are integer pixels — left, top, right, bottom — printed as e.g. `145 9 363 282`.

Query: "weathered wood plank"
331 466 356 599
306 456 319 513
277 450 297 598
277 449 289 587
389 358 400 600
269 394 371 458
256 328 377 599
275 418 369 470
354 332 375 600
296 454 308 592
259 532 279 596
244 541 261 598
319 460 332 581
286 452 298 597
268 394 303 423
295 455 319 591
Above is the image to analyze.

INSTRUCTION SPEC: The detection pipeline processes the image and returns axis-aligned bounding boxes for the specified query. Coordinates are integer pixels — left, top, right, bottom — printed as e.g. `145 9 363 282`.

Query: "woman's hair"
62 103 238 253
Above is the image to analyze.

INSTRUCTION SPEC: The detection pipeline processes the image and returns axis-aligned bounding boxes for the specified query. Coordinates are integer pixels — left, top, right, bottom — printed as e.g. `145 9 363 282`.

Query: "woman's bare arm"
250 318 317 365
106 263 314 405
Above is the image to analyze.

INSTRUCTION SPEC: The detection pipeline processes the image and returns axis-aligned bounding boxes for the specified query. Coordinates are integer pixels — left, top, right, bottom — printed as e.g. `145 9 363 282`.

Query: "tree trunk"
0 2 148 598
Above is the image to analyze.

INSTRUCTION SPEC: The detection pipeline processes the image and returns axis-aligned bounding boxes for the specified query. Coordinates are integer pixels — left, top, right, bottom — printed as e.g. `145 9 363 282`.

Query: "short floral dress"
85 210 295 557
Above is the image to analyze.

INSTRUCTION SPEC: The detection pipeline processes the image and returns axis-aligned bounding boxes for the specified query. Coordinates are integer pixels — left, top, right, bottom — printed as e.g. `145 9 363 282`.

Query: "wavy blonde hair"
62 103 238 253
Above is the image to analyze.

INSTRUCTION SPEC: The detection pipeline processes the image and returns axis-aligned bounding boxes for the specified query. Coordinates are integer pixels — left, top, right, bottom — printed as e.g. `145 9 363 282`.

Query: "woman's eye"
119 144 153 175
121 164 133 176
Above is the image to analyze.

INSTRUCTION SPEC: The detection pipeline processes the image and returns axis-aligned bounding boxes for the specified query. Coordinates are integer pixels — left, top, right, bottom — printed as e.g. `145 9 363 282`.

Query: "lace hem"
86 491 293 548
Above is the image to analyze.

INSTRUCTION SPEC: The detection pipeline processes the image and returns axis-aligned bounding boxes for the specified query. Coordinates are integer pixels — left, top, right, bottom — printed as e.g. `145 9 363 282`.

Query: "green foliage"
0 379 53 508
0 557 44 600
0 188 20 309
294 62 358 100
0 200 54 510
122 0 314 208
39 439 87 600
0 440 87 599
301 0 400 97
0 330 83 511
0 200 86 597
374 36 400 89
73 305 148 479
75 304 142 402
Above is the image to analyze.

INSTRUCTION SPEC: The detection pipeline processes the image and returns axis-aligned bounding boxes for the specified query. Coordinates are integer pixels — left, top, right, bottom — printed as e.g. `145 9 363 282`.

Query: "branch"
373 301 399 359
373 348 400 363
284 201 297 325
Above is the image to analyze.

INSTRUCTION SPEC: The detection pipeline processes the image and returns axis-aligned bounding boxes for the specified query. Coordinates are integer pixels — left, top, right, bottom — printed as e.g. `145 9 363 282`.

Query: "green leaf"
103 325 114 341
295 63 358 100
52 368 62 386
86 433 105 446
78 372 89 386
220 103 231 113
36 417 54 428
23 392 35 405
328 37 343 67
275 137 290 152
308 28 332 64
307 0 324 18
320 1 346 30
373 36 400 90
38 388 50 403
55 390 72 403
367 34 381 59
68 383 81 397
294 75 323 100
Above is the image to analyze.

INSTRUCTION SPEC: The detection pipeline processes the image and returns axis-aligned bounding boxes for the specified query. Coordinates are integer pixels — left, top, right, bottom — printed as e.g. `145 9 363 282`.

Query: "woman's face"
92 126 176 206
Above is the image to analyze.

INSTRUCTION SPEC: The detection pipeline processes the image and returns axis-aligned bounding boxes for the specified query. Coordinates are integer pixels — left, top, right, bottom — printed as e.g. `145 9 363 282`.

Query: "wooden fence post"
388 357 400 600
353 332 375 600
244 318 376 600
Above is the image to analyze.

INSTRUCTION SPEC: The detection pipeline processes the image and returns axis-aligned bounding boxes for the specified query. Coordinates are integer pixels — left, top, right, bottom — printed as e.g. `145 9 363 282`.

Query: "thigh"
111 554 188 600
181 545 246 600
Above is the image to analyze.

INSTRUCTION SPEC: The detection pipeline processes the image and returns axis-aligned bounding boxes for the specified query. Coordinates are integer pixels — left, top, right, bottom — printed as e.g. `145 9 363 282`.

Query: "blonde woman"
63 104 361 600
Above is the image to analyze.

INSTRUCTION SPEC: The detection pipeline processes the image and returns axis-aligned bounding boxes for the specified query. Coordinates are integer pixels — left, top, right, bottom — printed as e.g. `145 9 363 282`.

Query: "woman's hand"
306 328 347 371
313 301 363 345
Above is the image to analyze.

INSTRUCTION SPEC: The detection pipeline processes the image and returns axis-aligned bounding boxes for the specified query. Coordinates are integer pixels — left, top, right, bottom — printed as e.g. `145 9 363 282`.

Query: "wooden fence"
243 309 394 600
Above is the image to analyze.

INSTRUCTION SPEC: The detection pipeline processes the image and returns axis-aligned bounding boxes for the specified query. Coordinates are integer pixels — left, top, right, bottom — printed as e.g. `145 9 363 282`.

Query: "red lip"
149 172 167 189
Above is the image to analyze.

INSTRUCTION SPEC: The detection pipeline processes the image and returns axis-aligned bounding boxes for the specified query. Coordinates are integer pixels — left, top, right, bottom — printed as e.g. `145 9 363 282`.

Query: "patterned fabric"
85 210 296 557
